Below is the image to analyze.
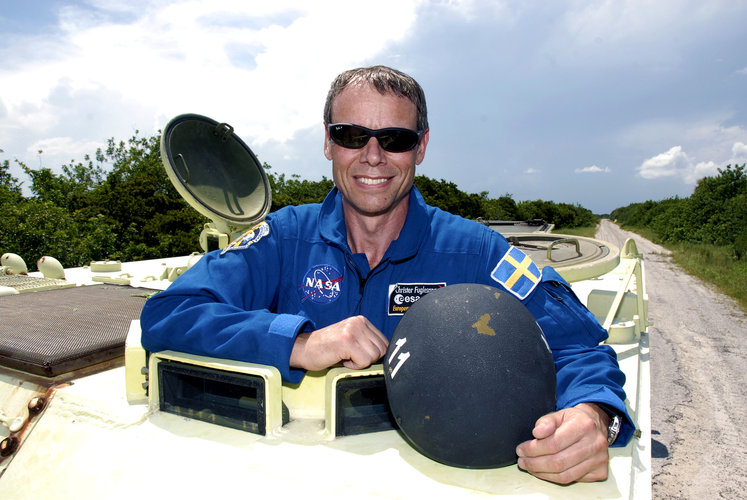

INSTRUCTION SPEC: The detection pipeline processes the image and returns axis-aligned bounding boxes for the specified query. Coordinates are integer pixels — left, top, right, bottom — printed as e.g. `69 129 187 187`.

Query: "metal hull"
0 236 651 499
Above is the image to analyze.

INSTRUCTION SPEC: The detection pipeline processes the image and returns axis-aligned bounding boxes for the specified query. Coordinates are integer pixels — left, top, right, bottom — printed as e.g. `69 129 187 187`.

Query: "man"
141 65 632 485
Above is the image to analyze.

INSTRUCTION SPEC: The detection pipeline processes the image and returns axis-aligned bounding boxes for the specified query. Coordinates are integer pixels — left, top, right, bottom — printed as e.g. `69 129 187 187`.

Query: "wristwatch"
606 413 621 446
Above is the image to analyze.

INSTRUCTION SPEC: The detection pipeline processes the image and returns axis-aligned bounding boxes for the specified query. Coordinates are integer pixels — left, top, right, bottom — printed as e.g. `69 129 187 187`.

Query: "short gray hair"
323 65 428 131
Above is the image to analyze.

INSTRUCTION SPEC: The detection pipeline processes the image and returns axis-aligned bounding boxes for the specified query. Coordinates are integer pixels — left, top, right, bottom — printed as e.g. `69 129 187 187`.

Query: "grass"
616 225 746 312
551 223 747 311
668 242 747 311
552 225 598 238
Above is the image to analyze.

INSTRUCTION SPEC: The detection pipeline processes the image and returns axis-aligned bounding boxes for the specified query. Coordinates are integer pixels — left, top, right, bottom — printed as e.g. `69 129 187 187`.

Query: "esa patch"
300 264 343 304
490 246 541 300
387 282 445 316
221 221 270 254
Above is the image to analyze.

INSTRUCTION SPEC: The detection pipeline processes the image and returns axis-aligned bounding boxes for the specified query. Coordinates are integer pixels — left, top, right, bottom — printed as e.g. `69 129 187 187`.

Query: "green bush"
612 164 746 248
611 164 747 310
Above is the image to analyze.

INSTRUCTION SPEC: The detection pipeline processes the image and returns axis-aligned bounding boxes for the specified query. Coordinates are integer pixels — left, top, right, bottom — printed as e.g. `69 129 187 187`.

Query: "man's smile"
355 176 390 186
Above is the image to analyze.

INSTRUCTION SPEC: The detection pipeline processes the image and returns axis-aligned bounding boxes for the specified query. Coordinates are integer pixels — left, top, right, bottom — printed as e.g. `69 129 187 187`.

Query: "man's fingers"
340 316 388 364
515 405 610 485
530 413 561 440
518 432 598 474
344 331 387 368
517 415 582 458
519 453 609 485
291 316 389 371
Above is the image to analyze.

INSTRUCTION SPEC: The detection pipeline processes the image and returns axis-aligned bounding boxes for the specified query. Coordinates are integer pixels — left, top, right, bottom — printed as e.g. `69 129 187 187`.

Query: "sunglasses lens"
330 124 370 148
377 129 419 152
329 124 420 152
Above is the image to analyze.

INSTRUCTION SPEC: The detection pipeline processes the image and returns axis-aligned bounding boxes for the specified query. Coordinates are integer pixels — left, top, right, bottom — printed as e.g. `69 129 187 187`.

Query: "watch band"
607 413 621 446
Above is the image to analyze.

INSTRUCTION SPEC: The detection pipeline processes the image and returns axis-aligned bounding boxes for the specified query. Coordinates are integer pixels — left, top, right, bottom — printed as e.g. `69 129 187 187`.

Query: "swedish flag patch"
490 246 541 300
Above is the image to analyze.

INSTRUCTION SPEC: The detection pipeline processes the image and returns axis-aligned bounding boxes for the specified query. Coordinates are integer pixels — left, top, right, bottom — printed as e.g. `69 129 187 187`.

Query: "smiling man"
141 65 632 485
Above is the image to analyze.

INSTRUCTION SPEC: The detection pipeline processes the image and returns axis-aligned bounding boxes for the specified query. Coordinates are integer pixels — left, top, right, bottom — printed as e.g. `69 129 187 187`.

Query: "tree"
413 176 483 219
610 164 746 251
268 171 334 210
685 164 745 245
82 134 206 261
4 133 206 268
1 160 26 254
480 193 519 221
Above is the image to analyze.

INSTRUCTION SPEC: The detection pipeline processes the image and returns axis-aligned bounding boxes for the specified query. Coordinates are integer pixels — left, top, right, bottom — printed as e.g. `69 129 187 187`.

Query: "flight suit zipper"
345 252 386 316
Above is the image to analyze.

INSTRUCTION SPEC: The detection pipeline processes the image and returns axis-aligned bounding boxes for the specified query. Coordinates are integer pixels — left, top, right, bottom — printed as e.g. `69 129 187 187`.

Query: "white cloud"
575 165 610 174
638 146 691 179
524 168 539 174
638 146 689 179
625 115 747 184
638 145 721 183
29 137 104 164
732 141 747 160
689 161 718 182
0 0 422 172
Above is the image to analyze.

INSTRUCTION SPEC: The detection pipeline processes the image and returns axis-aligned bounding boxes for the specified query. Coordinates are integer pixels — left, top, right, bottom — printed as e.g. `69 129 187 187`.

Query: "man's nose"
360 137 385 165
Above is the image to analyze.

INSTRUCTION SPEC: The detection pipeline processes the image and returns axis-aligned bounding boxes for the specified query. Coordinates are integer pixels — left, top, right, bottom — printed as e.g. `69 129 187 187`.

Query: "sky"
1 0 746 214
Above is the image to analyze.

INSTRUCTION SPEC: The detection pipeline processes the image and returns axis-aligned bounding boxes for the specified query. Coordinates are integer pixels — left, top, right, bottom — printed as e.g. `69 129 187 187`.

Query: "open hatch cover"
160 114 271 233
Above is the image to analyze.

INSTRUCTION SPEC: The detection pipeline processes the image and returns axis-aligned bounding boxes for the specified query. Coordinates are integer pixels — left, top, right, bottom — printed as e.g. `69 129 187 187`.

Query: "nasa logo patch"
300 264 343 304
221 221 270 254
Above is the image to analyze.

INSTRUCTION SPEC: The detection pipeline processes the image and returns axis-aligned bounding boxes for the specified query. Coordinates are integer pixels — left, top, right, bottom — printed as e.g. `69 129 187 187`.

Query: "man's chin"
341 193 409 219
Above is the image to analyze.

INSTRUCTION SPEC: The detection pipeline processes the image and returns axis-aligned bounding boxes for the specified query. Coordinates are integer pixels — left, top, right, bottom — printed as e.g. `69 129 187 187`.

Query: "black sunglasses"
328 123 423 153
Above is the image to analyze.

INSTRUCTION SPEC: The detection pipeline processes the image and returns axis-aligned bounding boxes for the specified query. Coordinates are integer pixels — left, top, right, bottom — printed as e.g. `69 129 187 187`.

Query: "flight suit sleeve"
479 229 634 444
139 221 311 383
523 267 635 447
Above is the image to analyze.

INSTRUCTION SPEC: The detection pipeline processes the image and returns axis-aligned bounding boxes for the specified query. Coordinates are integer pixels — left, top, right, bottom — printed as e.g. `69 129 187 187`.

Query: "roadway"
595 219 747 499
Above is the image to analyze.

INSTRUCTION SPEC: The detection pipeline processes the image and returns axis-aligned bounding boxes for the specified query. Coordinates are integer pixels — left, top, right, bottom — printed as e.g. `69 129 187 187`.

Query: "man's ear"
415 128 429 165
324 124 333 160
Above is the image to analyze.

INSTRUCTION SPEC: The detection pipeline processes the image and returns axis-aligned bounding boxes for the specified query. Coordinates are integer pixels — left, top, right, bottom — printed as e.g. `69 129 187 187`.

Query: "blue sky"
1 0 746 213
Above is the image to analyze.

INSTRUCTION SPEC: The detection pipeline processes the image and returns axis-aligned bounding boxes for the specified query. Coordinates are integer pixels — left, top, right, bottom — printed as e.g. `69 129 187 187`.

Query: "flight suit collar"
318 186 429 264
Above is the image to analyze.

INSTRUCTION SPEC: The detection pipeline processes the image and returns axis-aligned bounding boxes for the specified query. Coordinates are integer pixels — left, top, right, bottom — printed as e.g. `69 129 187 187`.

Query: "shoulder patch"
221 221 270 254
490 246 541 300
387 282 446 316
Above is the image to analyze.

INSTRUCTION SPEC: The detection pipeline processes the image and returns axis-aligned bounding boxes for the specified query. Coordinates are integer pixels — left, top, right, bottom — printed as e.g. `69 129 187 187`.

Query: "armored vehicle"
0 115 651 498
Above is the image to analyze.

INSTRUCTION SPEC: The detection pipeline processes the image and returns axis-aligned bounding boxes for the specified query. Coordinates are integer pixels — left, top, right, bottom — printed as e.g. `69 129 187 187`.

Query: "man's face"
324 83 429 218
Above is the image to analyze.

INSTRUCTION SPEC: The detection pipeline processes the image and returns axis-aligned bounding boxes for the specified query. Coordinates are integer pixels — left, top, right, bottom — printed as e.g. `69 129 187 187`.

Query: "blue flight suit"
140 186 633 446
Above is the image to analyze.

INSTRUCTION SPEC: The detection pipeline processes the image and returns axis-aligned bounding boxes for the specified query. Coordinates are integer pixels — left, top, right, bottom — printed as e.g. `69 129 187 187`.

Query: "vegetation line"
3 131 744 313
611 164 746 311
1 132 597 270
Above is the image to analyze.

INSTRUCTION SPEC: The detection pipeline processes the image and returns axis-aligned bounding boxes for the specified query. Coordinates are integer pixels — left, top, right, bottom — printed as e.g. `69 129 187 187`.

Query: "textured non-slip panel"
0 274 73 292
0 285 148 376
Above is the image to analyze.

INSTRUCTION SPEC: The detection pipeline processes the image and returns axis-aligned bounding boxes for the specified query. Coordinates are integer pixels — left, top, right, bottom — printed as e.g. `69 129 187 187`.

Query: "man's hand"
290 315 389 371
515 403 611 485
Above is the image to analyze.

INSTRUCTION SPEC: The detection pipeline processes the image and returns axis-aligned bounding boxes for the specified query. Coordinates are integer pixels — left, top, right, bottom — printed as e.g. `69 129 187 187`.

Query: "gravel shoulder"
595 220 747 499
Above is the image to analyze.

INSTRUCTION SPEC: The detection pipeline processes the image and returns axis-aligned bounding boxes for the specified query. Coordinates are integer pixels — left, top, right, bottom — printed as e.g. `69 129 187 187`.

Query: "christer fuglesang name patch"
387 282 445 316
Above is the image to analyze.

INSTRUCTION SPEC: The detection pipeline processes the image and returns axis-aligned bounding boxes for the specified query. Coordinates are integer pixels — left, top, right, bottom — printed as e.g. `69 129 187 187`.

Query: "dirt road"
595 220 747 499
